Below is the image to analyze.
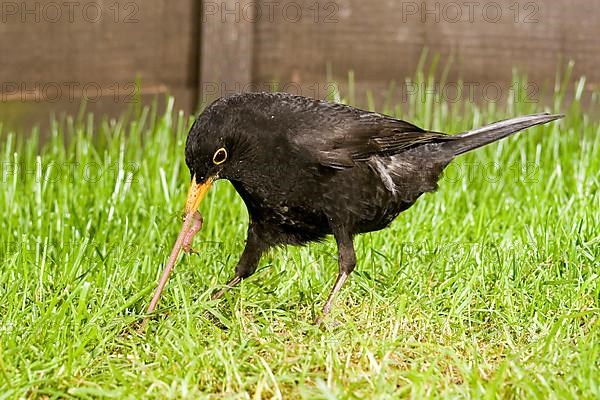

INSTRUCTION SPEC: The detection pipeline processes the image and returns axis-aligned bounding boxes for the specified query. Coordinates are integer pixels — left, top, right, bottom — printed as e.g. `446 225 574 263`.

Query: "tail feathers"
443 113 563 157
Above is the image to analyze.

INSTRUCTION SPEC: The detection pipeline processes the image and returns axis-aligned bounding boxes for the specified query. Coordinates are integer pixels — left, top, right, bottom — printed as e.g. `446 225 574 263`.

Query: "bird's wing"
291 110 452 169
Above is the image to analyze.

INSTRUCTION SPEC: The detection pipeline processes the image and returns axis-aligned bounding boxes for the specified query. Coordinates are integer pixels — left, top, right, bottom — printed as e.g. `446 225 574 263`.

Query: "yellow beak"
184 175 213 214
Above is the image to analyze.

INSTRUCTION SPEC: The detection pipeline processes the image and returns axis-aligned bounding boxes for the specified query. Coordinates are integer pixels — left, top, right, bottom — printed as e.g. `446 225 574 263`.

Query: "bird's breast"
230 179 332 244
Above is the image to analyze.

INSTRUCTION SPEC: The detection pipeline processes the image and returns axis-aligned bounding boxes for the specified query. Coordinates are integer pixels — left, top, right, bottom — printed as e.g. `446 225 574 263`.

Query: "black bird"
179 92 561 322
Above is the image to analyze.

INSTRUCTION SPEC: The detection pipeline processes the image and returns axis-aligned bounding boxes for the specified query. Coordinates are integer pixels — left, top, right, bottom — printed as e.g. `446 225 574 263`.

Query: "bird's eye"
212 147 228 165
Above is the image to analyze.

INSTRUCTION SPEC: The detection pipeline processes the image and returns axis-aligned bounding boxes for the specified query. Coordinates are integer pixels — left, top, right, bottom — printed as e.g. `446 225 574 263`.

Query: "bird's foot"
211 276 242 300
315 317 342 329
314 272 349 325
314 301 333 326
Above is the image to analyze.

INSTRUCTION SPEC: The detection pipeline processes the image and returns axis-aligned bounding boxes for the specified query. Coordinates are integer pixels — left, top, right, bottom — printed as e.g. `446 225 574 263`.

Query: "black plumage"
182 92 562 321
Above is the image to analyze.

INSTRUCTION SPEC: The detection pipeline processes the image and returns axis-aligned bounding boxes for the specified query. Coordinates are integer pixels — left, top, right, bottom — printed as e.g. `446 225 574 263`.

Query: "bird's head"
182 97 257 215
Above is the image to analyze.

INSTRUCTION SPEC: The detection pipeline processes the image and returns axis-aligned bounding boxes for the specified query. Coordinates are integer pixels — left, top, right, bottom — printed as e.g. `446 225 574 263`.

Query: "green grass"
1 65 599 398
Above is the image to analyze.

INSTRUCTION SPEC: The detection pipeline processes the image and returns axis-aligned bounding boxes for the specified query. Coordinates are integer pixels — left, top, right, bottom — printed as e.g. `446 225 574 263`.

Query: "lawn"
0 65 598 398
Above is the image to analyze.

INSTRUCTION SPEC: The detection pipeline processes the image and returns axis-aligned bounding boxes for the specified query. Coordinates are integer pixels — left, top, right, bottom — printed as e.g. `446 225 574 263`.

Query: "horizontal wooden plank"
0 0 199 86
251 0 600 96
0 0 200 132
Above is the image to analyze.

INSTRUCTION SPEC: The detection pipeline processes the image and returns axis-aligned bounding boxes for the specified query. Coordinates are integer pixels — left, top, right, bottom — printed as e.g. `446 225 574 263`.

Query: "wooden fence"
1 0 598 131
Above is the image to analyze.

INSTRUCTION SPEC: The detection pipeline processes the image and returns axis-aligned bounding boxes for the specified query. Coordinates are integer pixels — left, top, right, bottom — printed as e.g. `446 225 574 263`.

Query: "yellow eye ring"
213 147 228 165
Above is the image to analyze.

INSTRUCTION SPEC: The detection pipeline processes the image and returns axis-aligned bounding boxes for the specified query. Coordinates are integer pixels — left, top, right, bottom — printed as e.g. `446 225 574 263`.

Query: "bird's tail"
442 113 563 157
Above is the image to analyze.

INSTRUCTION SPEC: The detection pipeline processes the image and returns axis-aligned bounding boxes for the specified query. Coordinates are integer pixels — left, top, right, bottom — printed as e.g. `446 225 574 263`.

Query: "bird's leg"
316 227 356 324
211 225 267 300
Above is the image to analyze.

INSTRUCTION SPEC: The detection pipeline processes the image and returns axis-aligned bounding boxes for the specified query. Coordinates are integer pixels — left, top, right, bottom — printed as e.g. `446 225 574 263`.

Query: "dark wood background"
1 0 598 131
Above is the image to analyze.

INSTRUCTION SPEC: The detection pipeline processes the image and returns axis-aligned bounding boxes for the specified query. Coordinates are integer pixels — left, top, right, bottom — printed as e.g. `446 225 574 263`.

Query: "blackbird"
179 92 562 322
